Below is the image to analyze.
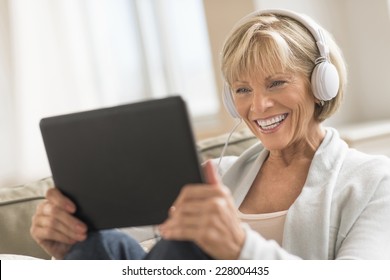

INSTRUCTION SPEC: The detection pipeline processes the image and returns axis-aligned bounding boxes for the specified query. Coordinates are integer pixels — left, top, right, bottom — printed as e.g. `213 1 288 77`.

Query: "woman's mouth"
255 113 288 133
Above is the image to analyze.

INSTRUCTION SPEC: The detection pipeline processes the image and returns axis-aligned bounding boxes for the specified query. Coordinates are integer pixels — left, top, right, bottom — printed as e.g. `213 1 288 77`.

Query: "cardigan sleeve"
335 163 390 259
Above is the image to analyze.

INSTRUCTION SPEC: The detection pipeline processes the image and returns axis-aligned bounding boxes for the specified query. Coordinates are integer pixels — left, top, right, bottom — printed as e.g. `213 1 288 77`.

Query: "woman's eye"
269 80 286 88
235 88 251 95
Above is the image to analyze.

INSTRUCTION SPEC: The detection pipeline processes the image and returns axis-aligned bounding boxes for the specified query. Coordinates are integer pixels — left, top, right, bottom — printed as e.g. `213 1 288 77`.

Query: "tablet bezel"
40 96 204 230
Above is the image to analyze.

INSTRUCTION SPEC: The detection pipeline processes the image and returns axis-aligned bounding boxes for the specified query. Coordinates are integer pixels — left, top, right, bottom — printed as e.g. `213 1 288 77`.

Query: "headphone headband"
254 9 330 60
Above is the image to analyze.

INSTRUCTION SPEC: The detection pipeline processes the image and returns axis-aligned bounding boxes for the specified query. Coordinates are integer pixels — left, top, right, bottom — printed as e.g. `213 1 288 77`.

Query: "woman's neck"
267 125 325 167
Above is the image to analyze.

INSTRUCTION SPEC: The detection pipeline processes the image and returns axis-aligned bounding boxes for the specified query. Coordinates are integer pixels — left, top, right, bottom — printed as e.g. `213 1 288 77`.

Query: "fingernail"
77 233 87 241
76 224 86 233
169 206 176 215
66 204 76 213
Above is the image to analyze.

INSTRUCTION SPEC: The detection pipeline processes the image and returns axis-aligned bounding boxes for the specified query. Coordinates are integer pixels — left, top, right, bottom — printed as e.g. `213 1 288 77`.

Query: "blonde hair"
221 12 347 122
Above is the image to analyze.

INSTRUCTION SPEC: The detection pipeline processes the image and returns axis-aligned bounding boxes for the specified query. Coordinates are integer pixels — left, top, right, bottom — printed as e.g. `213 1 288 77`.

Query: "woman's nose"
250 91 274 113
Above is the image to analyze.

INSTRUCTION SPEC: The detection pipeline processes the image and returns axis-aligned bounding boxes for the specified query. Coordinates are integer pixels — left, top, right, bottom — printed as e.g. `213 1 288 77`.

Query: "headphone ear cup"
222 83 241 119
311 61 340 101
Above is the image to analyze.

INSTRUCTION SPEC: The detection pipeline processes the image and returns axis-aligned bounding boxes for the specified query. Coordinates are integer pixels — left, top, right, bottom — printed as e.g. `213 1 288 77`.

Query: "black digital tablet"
40 96 204 230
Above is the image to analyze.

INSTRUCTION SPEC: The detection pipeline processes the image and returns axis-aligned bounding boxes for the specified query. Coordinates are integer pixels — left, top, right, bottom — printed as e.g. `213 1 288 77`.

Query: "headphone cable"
217 119 242 173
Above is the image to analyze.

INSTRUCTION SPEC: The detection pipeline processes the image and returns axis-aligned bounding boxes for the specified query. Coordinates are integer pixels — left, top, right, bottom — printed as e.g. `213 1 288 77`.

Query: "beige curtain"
0 0 17 187
0 0 218 187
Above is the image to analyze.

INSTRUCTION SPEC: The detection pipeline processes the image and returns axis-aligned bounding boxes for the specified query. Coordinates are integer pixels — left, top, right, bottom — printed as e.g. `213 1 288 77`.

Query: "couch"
0 129 257 259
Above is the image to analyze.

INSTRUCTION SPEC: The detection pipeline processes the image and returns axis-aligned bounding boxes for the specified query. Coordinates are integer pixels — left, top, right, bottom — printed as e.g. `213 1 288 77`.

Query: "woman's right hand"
30 188 88 259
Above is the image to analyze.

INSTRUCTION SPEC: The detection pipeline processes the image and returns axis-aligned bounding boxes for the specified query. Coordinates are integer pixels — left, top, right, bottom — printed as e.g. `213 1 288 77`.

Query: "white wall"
254 0 390 126
343 0 390 122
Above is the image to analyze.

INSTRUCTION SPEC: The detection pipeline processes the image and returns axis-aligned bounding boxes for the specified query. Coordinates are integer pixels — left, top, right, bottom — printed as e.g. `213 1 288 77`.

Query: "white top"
238 210 288 246
217 127 390 259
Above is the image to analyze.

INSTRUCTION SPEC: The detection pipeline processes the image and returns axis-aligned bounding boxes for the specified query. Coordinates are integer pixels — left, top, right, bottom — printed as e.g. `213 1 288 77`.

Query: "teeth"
256 114 286 130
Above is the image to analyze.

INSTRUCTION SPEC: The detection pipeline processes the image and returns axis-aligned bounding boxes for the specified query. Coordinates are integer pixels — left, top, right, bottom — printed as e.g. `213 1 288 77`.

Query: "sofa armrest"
0 178 53 259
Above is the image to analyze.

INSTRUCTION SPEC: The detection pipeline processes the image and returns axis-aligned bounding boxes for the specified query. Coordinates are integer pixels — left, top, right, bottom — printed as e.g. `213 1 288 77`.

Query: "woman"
31 9 390 260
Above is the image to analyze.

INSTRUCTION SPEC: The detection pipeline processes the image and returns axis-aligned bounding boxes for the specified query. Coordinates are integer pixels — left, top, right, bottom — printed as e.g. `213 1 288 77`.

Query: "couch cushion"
0 178 53 259
197 128 257 161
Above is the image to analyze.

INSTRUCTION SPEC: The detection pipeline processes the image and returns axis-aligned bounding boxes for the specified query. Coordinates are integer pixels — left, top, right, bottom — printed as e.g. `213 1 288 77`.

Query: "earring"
316 100 325 107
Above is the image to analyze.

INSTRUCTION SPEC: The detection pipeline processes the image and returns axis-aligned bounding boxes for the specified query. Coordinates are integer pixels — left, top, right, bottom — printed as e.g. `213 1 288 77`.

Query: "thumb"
203 160 221 186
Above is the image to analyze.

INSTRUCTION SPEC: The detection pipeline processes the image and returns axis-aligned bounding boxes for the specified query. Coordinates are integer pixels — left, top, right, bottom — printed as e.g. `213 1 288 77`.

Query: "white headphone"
223 9 340 119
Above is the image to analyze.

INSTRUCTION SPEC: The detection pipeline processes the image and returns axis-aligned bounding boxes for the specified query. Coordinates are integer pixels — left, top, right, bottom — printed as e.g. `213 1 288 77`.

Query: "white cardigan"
218 128 390 259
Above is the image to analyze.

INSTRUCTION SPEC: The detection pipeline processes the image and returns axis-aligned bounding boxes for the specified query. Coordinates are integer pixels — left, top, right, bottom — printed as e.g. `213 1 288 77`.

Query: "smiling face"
232 71 322 151
221 13 334 153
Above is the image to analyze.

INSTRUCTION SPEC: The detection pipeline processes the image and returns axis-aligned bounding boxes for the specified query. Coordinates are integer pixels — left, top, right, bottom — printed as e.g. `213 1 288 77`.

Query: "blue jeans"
64 229 212 260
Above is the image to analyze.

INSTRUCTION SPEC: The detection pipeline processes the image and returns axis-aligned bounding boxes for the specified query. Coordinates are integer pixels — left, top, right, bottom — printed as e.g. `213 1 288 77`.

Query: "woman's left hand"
159 161 245 259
